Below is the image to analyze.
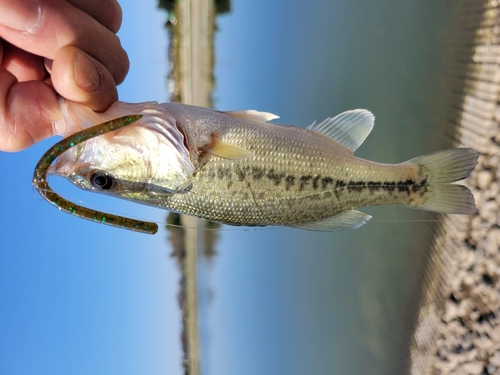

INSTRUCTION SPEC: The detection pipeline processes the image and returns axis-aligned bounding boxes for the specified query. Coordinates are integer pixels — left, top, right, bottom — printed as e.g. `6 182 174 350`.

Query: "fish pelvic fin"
407 148 479 214
290 210 372 231
307 109 374 152
224 110 279 122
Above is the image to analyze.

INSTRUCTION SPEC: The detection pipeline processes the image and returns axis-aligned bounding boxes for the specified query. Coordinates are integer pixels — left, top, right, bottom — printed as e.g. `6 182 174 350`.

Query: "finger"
66 0 123 33
51 46 118 112
0 68 61 152
0 0 129 84
1 42 47 82
0 0 41 34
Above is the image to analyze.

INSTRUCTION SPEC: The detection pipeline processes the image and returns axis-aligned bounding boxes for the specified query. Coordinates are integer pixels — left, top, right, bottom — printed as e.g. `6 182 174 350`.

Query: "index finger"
67 0 123 33
0 0 129 84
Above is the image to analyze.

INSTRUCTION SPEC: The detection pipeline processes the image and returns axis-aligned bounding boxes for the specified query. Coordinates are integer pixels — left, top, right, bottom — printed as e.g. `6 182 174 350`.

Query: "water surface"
203 1 455 374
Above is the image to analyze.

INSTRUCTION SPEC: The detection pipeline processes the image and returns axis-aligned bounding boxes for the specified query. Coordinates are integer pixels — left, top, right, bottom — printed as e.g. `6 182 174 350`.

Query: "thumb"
50 46 119 112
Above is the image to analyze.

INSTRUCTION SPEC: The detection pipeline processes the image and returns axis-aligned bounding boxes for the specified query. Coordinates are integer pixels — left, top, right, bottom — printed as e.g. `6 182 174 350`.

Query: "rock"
487 363 498 374
488 154 500 168
490 351 500 367
477 170 494 189
480 236 496 257
479 200 497 223
458 361 484 374
490 326 500 342
487 182 499 200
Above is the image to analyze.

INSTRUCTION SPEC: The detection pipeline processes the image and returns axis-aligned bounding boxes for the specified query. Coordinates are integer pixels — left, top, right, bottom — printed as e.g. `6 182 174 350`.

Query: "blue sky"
0 2 181 374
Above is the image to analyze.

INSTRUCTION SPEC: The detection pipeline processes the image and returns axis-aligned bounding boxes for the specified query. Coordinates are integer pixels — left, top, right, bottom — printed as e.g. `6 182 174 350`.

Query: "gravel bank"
411 1 500 373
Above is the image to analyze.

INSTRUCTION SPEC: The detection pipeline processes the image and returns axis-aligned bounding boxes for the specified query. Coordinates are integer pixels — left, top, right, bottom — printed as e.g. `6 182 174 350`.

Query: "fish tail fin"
407 148 479 214
414 184 476 214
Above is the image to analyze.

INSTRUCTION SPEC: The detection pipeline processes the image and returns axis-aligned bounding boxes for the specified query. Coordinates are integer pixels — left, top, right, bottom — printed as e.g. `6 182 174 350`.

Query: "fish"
48 100 479 231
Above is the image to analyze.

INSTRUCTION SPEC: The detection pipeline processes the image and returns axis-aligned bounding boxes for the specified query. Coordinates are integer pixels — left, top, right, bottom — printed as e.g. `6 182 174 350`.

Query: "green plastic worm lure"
32 114 159 235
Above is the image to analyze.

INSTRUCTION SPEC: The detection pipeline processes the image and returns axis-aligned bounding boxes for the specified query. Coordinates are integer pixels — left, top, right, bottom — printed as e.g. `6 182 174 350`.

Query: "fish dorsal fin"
290 210 372 231
307 109 374 152
224 110 279 122
207 139 253 160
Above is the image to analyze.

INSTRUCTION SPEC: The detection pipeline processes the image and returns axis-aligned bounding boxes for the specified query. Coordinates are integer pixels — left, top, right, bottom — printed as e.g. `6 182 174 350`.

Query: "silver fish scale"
153 121 418 226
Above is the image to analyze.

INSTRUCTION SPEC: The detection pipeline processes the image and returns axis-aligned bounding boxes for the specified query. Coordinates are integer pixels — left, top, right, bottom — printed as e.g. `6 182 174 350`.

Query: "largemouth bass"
49 100 478 231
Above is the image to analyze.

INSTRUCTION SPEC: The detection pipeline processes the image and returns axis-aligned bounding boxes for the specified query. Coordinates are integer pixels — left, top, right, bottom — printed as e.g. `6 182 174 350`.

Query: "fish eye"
89 171 115 190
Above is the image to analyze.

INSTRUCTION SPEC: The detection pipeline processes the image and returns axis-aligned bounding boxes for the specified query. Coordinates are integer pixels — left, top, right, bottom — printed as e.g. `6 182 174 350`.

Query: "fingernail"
73 51 102 92
0 0 42 33
44 58 53 74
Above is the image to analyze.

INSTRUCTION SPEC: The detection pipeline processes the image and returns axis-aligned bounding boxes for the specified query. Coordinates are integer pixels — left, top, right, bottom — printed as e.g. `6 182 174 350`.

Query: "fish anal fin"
307 109 374 152
224 110 279 122
206 138 253 160
290 210 372 231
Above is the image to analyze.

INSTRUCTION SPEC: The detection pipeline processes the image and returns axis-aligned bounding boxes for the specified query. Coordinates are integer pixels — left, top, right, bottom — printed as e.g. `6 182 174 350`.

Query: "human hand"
0 0 129 152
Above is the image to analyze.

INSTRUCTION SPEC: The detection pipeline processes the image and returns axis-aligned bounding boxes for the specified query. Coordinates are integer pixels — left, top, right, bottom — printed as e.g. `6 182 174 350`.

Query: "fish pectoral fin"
290 210 372 231
207 139 254 160
224 110 280 122
307 109 374 152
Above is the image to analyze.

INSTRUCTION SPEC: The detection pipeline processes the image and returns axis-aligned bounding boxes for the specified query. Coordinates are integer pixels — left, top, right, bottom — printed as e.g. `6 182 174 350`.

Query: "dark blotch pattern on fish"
413 178 427 192
321 177 334 189
266 169 285 186
251 167 264 180
217 167 231 180
235 166 250 181
312 176 321 190
335 180 346 189
285 175 295 191
299 175 312 191
225 165 427 197
329 178 428 196
383 182 396 191
397 180 411 193
347 180 365 192
367 181 383 192
216 167 233 188
343 179 427 195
